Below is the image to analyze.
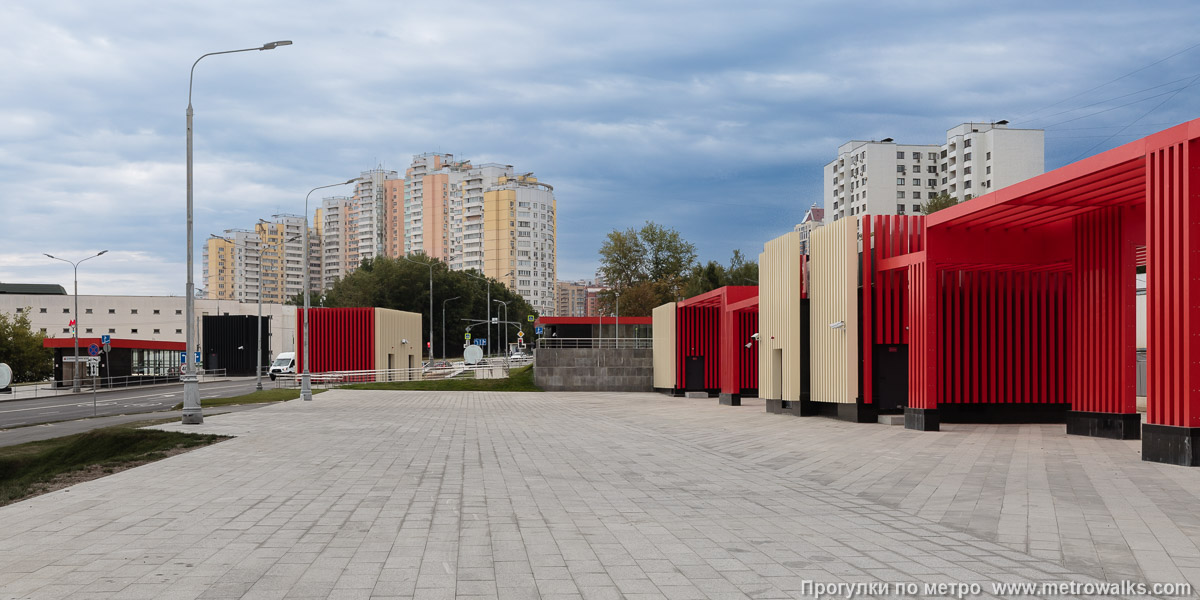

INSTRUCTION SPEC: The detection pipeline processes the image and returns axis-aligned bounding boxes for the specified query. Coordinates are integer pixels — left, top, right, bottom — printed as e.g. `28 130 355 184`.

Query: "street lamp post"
184 40 292 425
615 290 621 348
493 299 510 356
44 251 107 392
465 271 491 357
442 296 459 361
302 180 355 401
401 255 434 364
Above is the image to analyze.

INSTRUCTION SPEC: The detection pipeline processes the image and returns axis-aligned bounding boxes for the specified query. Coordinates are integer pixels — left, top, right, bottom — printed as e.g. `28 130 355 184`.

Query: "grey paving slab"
0 390 1191 599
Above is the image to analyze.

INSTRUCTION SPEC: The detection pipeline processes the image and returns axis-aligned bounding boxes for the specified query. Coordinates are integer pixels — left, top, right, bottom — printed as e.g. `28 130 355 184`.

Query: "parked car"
268 352 295 380
509 351 530 360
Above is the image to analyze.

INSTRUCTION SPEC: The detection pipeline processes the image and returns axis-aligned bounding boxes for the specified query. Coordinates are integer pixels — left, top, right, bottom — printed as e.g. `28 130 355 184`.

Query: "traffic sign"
180 351 202 364
517 331 525 338
527 315 535 322
103 343 111 353
87 344 100 356
535 326 544 335
473 338 487 346
464 332 472 340
100 335 111 344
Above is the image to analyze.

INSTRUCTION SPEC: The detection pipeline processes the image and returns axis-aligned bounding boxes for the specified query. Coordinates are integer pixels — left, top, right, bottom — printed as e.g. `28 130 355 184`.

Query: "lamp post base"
301 373 312 401
180 374 204 424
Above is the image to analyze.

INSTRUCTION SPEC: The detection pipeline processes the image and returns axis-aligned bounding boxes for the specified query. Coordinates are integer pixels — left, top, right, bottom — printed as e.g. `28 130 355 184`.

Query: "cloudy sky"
2 1 1198 296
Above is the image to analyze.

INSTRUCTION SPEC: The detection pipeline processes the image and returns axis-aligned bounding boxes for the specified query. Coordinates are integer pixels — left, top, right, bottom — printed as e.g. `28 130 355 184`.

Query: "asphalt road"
0 379 264 429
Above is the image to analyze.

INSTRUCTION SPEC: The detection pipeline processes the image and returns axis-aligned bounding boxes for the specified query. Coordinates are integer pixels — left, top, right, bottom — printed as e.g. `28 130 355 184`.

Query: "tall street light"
302 179 355 401
400 254 434 364
184 40 292 425
464 270 491 356
615 289 621 348
493 299 510 355
45 251 107 392
442 296 459 361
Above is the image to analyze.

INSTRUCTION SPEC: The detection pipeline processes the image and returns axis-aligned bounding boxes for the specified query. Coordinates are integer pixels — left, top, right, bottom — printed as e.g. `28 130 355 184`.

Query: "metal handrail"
0 369 228 399
536 337 652 349
271 359 533 389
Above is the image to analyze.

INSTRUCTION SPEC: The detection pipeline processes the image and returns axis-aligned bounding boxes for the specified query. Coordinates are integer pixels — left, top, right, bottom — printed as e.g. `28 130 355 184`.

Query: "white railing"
536 337 652 349
271 357 533 389
0 369 228 400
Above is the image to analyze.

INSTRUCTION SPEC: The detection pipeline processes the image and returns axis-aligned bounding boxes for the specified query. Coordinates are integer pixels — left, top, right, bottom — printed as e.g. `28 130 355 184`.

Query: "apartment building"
825 121 1044 221
202 215 315 304
794 206 824 255
484 173 557 316
556 280 605 317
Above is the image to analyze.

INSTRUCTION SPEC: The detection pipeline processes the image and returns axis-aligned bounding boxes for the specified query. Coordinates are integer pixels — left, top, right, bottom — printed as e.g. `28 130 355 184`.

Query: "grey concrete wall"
534 348 653 392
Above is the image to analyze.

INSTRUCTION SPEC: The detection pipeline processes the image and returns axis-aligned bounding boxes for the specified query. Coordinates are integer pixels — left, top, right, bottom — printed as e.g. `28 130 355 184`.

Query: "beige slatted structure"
652 302 677 390
758 231 805 401
374 308 423 381
809 217 859 404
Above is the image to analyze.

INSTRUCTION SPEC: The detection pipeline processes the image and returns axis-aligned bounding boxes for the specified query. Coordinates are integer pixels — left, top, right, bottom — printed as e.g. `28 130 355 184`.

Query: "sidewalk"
0 390 1195 599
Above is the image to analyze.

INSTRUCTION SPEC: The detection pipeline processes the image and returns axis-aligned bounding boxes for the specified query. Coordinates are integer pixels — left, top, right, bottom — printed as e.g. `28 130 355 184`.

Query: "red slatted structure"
862 215 923 405
871 119 1200 462
296 307 376 374
676 286 757 394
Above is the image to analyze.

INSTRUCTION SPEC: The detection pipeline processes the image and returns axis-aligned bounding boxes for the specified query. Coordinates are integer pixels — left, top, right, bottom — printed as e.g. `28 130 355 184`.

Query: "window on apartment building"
965 181 972 189
897 191 905 199
896 178 905 185
986 152 992 160
942 177 948 184
913 165 920 173
896 166 904 173
912 152 921 160
964 152 972 161
986 165 992 174
39 307 47 313
941 163 947 172
896 151 904 159
926 178 937 187
941 150 948 158
964 139 972 148
914 204 923 213
950 171 956 179
912 179 920 186
964 166 972 175
896 204 906 214
926 166 935 174
986 180 992 188
913 191 922 200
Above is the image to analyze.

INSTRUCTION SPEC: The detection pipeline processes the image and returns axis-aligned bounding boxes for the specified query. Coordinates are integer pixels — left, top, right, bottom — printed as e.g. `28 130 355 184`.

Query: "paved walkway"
0 390 1196 599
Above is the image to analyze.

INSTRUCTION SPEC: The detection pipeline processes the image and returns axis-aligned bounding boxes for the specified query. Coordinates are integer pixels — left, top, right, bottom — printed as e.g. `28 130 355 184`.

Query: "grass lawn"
0 420 226 506
172 387 327 410
341 364 541 392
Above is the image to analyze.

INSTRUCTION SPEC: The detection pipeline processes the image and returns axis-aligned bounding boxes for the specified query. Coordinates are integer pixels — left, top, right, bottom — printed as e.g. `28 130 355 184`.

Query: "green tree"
681 250 759 298
597 221 698 315
0 309 53 383
921 192 958 214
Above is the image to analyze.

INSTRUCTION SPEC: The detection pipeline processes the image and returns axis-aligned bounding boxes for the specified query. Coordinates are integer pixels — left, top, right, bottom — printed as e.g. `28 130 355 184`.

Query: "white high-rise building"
203 215 315 303
825 121 1044 221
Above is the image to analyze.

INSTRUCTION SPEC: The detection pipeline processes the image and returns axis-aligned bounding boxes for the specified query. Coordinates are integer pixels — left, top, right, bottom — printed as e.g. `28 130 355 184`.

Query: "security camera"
750 333 760 340
402 339 409 344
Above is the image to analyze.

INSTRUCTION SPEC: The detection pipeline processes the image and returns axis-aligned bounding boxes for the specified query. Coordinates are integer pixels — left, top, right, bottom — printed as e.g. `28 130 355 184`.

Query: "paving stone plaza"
1 391 1199 599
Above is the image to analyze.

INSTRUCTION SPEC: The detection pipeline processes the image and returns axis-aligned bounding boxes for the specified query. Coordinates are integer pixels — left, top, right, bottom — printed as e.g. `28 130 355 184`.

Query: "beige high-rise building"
202 215 316 303
483 173 557 316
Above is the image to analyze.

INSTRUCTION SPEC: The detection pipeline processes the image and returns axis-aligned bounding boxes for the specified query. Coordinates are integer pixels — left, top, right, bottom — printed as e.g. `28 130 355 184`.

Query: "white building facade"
825 121 1044 221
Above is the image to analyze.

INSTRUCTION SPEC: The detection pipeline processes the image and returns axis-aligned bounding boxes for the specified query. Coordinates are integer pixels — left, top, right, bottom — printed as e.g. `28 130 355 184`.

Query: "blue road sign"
535 327 544 335
180 351 202 364
87 343 100 356
100 334 111 344
473 338 487 346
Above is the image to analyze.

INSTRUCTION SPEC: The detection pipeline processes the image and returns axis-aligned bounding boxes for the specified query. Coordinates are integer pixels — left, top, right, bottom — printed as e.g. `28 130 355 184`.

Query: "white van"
268 352 296 380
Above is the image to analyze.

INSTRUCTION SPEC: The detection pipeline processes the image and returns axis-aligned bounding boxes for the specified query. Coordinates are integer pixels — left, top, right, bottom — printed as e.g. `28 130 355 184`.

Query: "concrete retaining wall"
534 348 653 392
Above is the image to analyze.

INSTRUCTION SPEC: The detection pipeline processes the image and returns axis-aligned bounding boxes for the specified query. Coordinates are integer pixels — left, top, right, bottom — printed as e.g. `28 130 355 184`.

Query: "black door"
685 356 705 390
873 344 908 411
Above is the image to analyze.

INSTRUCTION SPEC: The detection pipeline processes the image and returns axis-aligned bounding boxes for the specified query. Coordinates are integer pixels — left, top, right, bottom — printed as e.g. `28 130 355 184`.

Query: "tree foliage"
921 192 958 214
0 309 53 383
305 256 538 358
596 221 758 316
682 249 760 298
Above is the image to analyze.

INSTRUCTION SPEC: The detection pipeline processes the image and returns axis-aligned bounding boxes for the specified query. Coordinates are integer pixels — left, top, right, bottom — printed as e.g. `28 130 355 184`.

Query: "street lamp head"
44 253 57 260
261 40 293 50
97 250 108 256
343 178 356 185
